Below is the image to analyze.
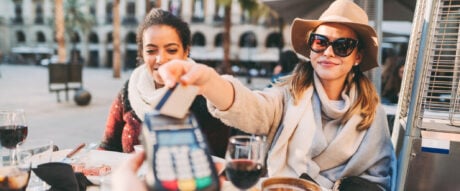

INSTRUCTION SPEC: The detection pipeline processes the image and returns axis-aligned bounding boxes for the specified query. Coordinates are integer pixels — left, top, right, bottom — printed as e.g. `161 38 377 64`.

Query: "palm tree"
55 0 66 63
113 0 121 78
215 0 261 74
64 0 95 64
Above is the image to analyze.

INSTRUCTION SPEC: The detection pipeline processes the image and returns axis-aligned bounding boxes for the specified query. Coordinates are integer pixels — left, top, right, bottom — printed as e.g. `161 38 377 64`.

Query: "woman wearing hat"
148 0 395 190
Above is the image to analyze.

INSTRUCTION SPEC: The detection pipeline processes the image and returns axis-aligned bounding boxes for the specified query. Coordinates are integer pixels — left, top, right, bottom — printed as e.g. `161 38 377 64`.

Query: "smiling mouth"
319 61 338 66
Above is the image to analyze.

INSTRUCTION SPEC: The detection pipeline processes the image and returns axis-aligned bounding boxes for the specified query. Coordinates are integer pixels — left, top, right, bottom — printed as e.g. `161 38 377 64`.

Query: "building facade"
0 0 286 73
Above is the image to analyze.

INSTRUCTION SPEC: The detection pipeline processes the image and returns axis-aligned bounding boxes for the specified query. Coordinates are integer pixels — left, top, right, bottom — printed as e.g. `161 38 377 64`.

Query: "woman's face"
142 25 189 86
309 23 362 86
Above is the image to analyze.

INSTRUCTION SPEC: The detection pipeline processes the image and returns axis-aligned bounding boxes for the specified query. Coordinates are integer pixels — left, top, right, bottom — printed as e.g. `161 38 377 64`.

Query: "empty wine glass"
225 135 265 190
0 109 28 165
0 149 32 191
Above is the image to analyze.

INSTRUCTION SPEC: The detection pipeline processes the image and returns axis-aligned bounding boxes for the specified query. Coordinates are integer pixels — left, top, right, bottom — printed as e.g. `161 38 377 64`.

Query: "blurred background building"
0 0 415 77
0 0 285 76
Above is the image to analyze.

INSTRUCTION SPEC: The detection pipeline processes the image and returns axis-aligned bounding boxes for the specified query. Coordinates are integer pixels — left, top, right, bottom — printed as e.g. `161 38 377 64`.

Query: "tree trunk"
55 0 66 64
113 0 121 78
221 5 233 75
146 0 152 13
156 0 161 8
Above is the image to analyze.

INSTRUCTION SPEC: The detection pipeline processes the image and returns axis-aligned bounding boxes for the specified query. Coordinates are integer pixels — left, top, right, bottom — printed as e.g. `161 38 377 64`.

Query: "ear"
354 50 363 65
185 46 191 58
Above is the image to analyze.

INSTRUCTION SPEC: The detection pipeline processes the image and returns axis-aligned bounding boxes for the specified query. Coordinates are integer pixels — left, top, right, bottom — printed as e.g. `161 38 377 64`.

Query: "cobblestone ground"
0 63 271 149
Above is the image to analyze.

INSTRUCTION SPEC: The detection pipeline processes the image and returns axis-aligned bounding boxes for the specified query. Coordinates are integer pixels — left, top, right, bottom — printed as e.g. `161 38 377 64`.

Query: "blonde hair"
276 62 379 131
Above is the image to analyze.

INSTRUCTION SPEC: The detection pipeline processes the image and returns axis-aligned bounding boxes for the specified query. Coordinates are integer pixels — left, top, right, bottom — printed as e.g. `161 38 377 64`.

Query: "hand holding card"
154 83 199 119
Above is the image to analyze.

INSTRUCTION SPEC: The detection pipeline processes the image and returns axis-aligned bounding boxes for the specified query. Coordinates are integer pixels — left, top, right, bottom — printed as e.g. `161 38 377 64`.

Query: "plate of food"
52 149 133 184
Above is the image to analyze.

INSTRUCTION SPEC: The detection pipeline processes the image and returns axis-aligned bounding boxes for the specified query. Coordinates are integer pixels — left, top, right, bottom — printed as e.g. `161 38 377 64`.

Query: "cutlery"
61 143 86 163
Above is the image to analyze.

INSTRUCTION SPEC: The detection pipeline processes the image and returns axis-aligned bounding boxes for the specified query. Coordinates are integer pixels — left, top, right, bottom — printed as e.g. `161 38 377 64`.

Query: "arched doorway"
265 32 284 48
192 32 206 46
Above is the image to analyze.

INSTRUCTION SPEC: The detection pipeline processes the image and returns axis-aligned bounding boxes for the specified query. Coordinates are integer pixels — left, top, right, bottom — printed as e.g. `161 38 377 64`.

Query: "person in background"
381 57 405 104
158 0 394 190
99 8 232 158
270 50 300 86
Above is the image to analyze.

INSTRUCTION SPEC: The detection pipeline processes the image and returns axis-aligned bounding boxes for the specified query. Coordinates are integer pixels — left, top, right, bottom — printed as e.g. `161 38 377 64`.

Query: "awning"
11 46 53 54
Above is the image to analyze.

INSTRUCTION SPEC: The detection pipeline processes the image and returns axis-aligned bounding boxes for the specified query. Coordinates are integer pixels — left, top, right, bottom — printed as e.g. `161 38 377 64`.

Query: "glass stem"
9 148 16 165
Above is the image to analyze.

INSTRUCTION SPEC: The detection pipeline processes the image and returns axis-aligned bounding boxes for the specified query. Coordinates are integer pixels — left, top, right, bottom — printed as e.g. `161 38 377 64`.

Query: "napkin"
33 162 94 191
335 176 382 191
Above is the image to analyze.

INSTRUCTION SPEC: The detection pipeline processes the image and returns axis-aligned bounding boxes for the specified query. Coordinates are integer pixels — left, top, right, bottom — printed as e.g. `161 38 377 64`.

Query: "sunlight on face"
309 23 362 87
142 25 188 86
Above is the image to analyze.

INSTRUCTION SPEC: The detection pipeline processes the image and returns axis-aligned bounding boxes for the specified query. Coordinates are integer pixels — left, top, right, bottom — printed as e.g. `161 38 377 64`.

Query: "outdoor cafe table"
50 149 263 191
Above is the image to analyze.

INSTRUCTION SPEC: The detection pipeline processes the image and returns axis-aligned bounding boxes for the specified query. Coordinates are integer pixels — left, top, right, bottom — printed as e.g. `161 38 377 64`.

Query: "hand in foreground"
111 151 148 191
158 59 216 91
158 59 235 110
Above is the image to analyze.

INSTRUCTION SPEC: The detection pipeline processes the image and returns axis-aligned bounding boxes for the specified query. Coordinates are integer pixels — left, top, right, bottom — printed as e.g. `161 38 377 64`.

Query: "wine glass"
0 148 32 191
0 109 28 164
225 135 265 190
16 139 53 191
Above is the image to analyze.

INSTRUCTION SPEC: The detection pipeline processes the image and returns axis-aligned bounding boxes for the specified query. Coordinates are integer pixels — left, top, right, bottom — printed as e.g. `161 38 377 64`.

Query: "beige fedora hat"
291 0 378 72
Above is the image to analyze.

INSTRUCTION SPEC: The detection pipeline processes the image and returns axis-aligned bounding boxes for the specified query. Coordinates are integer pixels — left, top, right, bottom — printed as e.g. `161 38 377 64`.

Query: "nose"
155 55 161 64
156 50 171 65
323 45 335 57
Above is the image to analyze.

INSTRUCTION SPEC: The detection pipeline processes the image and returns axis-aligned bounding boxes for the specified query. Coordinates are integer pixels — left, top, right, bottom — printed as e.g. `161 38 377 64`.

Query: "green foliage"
64 0 96 35
238 0 259 13
215 0 273 22
216 0 232 6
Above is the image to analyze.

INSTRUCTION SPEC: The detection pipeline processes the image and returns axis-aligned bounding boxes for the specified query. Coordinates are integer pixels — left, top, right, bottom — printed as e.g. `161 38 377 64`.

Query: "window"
192 0 204 22
125 32 136 43
192 32 206 46
36 31 46 43
90 6 96 17
13 3 23 24
106 2 113 24
107 32 113 43
35 3 44 24
16 31 26 43
71 31 80 43
88 32 99 44
214 33 223 47
239 32 257 47
265 33 284 48
168 0 182 17
213 4 224 22
123 2 137 24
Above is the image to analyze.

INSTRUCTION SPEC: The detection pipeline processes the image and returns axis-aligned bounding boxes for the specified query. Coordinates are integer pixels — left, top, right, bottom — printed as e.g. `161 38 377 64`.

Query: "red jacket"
99 81 233 157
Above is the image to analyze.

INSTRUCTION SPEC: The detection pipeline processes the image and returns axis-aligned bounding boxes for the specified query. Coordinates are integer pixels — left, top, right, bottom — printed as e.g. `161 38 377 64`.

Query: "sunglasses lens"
332 39 355 57
309 35 328 52
309 34 358 57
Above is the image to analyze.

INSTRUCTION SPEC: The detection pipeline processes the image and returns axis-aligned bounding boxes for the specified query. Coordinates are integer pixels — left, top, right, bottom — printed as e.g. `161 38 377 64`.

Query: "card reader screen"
157 130 195 145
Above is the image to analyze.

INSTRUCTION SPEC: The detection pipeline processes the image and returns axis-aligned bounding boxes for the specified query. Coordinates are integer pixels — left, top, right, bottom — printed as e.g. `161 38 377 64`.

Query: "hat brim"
291 18 378 72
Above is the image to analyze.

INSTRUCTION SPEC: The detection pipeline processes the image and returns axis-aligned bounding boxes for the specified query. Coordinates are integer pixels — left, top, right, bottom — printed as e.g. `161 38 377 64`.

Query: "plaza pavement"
0 63 271 150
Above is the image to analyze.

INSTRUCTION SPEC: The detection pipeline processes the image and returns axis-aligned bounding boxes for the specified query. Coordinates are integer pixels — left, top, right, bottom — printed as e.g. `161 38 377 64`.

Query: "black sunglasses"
308 33 359 57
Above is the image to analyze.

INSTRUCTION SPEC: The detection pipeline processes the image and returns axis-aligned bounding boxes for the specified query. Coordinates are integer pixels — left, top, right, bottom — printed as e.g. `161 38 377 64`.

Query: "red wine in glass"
225 135 266 190
0 109 28 165
0 125 28 149
225 159 263 189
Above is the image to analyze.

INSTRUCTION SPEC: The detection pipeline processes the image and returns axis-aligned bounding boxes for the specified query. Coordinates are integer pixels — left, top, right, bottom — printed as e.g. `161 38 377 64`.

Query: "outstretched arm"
159 59 235 111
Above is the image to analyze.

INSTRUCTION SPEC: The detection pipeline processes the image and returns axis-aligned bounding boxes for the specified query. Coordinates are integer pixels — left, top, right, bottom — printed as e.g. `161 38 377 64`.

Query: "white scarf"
267 73 366 187
127 64 167 121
